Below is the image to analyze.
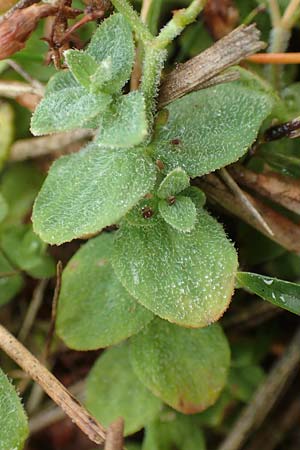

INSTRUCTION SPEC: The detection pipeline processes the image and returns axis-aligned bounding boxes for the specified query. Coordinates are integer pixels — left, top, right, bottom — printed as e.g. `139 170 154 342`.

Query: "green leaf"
152 82 274 177
0 163 44 226
112 210 237 328
90 58 114 93
32 143 156 244
85 344 162 436
124 197 161 228
31 87 111 135
95 92 148 149
236 272 300 315
143 413 206 450
0 102 14 168
0 368 29 450
157 168 190 199
56 233 153 350
86 13 135 93
46 70 79 94
158 196 197 232
64 50 99 89
0 224 55 279
0 252 23 307
0 194 8 223
130 319 230 413
182 186 206 209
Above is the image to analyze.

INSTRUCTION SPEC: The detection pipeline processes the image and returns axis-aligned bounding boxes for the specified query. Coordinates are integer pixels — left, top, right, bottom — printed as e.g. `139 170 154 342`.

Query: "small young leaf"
182 186 206 209
143 413 206 450
0 368 29 450
0 224 55 279
158 196 197 232
113 210 237 328
31 87 111 135
0 252 23 307
86 13 135 93
95 92 148 149
152 82 274 177
56 233 153 350
90 57 113 93
124 197 161 227
157 168 190 199
130 319 230 414
32 143 156 244
236 272 300 315
64 50 98 89
85 344 162 436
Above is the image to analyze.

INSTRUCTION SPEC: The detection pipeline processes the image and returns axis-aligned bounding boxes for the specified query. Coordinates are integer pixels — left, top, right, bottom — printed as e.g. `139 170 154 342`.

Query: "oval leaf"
130 319 230 413
64 50 99 89
32 143 157 244
152 82 273 177
236 271 300 315
158 196 197 232
85 344 162 436
0 368 29 450
157 168 190 199
56 233 153 350
113 210 237 327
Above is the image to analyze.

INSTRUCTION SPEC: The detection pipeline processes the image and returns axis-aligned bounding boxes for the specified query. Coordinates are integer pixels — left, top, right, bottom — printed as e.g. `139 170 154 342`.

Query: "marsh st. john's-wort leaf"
30 87 111 135
86 13 135 93
158 196 197 232
95 91 148 148
56 233 153 350
32 143 156 244
152 81 274 177
0 102 14 168
143 413 206 450
64 50 99 89
130 319 230 414
86 344 162 436
236 272 300 315
0 368 29 450
113 209 237 328
0 251 23 307
157 167 190 199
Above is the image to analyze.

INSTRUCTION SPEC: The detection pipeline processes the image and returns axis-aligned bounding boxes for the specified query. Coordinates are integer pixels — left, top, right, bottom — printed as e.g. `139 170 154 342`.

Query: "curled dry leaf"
0 3 57 60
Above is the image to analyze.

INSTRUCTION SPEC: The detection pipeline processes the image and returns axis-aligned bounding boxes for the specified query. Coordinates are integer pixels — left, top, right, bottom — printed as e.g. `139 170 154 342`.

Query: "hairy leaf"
157 168 190 199
46 70 79 94
0 368 29 450
236 272 300 315
86 344 162 435
64 50 98 89
158 196 197 232
95 92 148 148
131 319 230 413
32 143 156 244
56 233 153 350
31 87 111 135
113 210 237 328
152 82 273 177
0 252 23 307
86 13 135 93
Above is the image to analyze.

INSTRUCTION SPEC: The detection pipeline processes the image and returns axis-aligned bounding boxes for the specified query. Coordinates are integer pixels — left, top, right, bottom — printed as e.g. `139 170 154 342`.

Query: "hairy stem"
110 0 153 43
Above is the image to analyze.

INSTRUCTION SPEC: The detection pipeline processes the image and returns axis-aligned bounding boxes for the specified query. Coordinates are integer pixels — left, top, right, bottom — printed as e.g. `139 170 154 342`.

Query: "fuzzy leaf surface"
95 92 148 148
64 50 98 89
131 319 230 413
152 82 273 177
0 368 29 450
32 143 156 244
113 210 237 327
157 168 190 199
56 233 153 350
236 272 300 315
158 196 197 232
86 13 134 92
86 344 162 435
31 87 111 135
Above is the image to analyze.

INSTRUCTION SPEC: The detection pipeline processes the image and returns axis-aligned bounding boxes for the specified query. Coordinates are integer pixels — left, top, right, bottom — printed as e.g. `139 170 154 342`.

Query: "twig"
0 324 106 445
104 418 124 450
268 0 281 27
196 173 300 253
248 52 300 63
0 0 39 22
217 326 300 450
159 24 266 107
229 165 300 215
222 301 280 330
6 59 44 94
282 0 300 29
0 80 41 98
18 279 48 342
44 261 62 360
218 168 274 236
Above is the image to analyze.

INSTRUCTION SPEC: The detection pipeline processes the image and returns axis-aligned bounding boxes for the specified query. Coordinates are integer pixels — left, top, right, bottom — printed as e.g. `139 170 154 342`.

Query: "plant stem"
110 0 153 43
0 324 106 445
154 0 207 50
268 0 281 27
282 0 300 29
